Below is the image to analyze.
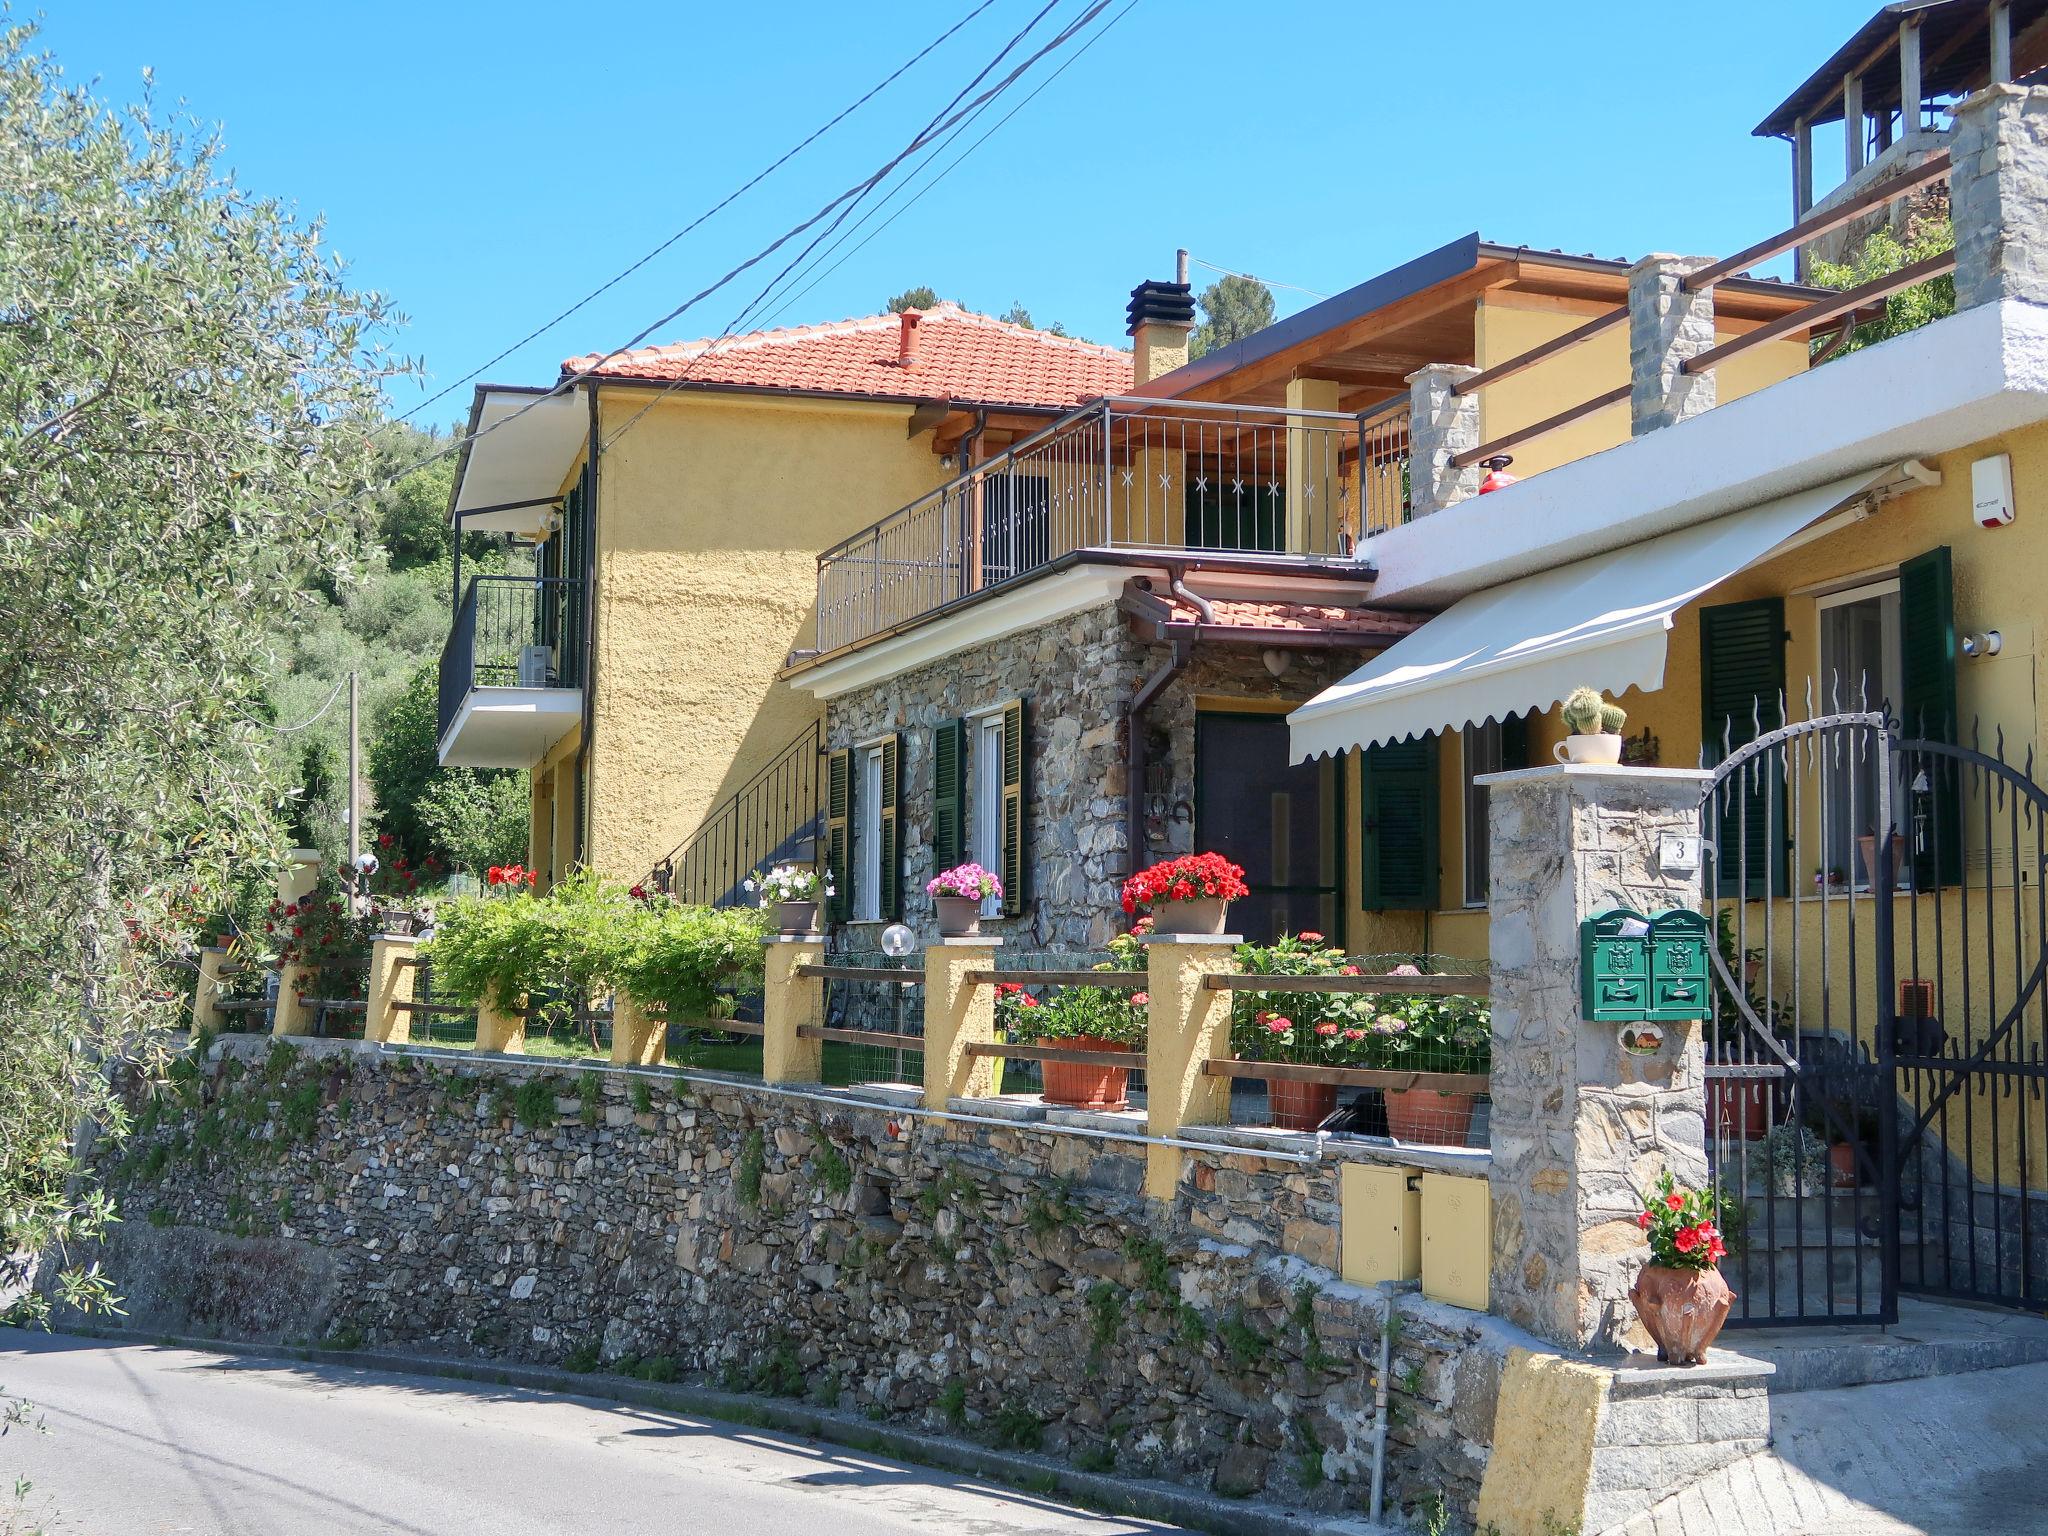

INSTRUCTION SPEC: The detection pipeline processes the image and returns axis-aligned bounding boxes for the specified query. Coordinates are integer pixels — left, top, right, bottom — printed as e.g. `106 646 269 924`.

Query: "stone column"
1480 765 1711 1353
473 989 526 1055
1141 932 1240 1200
923 938 1000 1108
1950 83 2048 312
1627 256 1716 437
762 936 825 1084
192 947 229 1032
1405 363 1481 517
365 934 416 1045
271 963 314 1037
610 997 666 1066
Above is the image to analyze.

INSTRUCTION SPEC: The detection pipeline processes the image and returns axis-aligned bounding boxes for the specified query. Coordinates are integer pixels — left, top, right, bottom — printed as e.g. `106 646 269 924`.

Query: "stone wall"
87 1037 1512 1528
824 599 1359 951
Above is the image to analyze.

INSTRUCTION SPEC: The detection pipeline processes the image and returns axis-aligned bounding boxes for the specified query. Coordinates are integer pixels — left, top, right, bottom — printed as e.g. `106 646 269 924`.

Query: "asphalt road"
0 1334 1191 1536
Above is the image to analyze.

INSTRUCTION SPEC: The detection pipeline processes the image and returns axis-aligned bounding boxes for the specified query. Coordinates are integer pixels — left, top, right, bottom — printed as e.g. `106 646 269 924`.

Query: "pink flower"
1264 1019 1292 1035
1298 931 1324 943
1130 992 1149 1006
1314 1021 1338 1037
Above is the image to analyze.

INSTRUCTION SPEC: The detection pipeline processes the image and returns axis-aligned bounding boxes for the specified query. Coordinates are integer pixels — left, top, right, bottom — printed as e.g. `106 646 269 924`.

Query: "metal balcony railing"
649 720 823 908
437 574 587 742
813 395 1410 655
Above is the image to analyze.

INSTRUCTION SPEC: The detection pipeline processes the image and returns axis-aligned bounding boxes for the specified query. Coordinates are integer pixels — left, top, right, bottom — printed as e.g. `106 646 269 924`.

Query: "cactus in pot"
1556 687 1628 765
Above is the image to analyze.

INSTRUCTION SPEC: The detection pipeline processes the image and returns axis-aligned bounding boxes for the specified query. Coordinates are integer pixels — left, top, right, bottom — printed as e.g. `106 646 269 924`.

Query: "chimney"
897 308 924 367
1125 278 1196 386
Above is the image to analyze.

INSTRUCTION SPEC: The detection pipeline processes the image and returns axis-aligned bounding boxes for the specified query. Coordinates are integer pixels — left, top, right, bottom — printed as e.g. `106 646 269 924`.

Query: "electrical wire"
1188 255 1329 300
228 673 348 736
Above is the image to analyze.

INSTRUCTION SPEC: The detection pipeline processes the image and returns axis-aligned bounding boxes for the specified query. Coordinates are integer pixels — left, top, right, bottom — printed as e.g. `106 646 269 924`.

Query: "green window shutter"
1700 598 1787 897
1900 545 1962 887
1361 734 1439 912
879 734 903 921
1500 710 1531 771
825 748 852 922
932 718 965 875
1000 697 1028 918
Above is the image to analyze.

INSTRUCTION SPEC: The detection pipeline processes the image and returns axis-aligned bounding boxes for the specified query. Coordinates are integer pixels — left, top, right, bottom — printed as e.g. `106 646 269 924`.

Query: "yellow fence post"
366 934 416 1045
193 947 229 1032
923 939 1000 1108
474 988 526 1054
610 997 666 1067
1141 932 1240 1200
762 937 825 1083
271 963 314 1037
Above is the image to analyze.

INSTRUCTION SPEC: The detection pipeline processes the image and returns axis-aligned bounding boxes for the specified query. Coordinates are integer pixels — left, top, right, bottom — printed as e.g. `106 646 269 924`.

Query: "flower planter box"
933 895 981 938
1039 1035 1132 1110
1148 897 1229 936
775 900 818 936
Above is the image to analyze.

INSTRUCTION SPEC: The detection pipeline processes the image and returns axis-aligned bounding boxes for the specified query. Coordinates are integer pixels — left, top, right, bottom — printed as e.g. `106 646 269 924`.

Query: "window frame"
968 706 1007 916
853 736 888 922
1461 719 1505 909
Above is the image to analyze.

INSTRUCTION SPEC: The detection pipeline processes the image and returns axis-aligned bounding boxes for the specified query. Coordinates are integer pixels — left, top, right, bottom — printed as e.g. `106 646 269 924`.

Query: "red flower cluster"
1635 1173 1729 1271
1119 852 1250 916
487 864 538 888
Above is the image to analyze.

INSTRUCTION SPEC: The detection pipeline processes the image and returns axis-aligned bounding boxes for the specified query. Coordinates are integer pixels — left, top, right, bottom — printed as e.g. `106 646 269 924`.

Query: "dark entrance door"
1194 711 1342 945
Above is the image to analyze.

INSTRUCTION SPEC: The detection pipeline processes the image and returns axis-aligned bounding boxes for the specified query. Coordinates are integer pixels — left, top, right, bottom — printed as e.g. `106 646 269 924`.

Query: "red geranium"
1636 1173 1727 1273
1119 852 1250 916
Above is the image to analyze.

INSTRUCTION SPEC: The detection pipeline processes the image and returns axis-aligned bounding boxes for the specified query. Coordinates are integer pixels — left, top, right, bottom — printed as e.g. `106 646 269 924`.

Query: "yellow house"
435 304 1131 893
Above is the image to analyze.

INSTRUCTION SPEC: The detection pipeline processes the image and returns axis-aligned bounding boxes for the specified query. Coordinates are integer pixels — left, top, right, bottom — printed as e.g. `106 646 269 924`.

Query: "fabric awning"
1287 467 1899 761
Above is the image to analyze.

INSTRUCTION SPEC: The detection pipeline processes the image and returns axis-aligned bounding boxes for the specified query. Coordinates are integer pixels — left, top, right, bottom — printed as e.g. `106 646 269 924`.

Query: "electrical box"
1341 1163 1421 1285
1973 452 2015 528
1581 907 1710 1023
1420 1173 1489 1311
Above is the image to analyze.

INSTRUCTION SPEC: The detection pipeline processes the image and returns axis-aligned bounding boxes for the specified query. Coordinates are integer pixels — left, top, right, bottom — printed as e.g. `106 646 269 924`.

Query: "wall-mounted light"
1962 630 2004 659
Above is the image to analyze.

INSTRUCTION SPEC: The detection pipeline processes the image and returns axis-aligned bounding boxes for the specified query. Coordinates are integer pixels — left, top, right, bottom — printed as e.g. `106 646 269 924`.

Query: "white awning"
451 386 588 535
1287 467 1907 761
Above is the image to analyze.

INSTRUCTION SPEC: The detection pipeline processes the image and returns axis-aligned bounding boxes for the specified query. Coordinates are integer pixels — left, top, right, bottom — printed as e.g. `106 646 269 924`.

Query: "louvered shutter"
1700 598 1787 897
878 734 902 921
999 697 1028 918
1362 734 1439 911
1899 546 1961 888
932 718 965 875
825 748 852 922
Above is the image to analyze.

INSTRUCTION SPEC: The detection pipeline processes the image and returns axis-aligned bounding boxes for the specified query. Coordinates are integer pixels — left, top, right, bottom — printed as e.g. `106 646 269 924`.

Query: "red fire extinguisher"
1477 454 1518 494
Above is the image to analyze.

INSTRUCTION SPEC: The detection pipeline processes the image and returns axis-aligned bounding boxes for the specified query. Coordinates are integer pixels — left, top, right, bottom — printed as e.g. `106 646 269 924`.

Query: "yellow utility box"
1420 1173 1490 1310
1340 1163 1421 1285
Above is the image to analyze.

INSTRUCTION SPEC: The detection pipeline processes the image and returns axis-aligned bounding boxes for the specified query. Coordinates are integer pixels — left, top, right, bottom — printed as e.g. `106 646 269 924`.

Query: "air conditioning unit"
518 645 554 688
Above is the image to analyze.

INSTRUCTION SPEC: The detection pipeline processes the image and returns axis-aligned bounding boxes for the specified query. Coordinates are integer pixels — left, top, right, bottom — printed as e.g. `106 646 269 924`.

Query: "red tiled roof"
1161 596 1429 639
562 302 1131 410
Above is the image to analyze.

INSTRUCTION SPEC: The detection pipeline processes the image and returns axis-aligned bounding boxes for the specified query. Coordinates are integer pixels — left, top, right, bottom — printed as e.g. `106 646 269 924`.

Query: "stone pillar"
474 989 526 1055
762 936 825 1084
365 934 416 1045
192 947 229 1031
1285 374 1343 552
1405 363 1481 517
1480 765 1711 1353
1627 256 1716 437
1950 83 2048 312
271 963 314 1037
923 938 1000 1108
1141 932 1240 1200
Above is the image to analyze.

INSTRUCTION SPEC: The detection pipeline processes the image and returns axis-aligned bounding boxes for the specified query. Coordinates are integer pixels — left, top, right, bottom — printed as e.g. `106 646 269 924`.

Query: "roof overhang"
448 385 589 536
1287 466 1920 761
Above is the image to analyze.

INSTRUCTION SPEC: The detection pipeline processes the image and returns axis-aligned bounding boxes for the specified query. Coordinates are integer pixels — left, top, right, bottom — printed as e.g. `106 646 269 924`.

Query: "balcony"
437 574 587 769
812 395 1410 656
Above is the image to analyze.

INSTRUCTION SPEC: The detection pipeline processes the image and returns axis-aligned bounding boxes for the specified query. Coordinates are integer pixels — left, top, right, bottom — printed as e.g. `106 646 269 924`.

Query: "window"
1185 476 1284 552
1462 721 1504 907
1818 579 1904 884
855 744 883 921
1194 712 1341 943
973 713 1006 915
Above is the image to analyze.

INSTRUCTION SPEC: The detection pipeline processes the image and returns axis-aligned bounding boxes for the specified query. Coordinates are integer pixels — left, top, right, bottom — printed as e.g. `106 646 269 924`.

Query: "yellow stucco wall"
1473 294 1810 479
564 389 950 884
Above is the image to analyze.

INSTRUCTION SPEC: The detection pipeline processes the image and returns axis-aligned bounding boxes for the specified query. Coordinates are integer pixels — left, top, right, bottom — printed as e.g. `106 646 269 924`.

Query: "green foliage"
1811 216 1955 358
578 1072 601 1128
487 1081 517 1124
748 1336 803 1397
1218 1308 1268 1369
1123 1235 1173 1300
325 1324 366 1352
808 1369 841 1408
1085 1283 1124 1375
937 1378 967 1426
885 285 940 312
735 1128 766 1208
416 767 530 878
631 1079 653 1115
513 1077 558 1131
1401 1362 1425 1396
1072 1440 1116 1474
1190 273 1275 359
808 1133 853 1198
146 1206 173 1229
562 1339 601 1374
998 978 1145 1046
916 1162 981 1219
613 900 767 1021
1024 1180 1076 1237
990 1400 1045 1451
280 1077 323 1141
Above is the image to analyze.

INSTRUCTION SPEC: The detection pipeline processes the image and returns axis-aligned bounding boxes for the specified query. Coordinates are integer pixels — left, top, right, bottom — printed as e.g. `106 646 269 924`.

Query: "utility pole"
1175 247 1189 286
346 669 360 873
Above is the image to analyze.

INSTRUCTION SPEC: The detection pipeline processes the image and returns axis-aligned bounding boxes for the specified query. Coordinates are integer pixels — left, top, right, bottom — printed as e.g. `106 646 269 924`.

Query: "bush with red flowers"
1635 1171 1727 1270
486 863 539 890
268 883 374 1003
1119 852 1249 917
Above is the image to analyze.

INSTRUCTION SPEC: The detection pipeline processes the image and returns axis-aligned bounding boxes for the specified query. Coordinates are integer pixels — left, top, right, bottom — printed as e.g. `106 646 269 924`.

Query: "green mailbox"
1645 909 1711 1022
1581 907 1711 1023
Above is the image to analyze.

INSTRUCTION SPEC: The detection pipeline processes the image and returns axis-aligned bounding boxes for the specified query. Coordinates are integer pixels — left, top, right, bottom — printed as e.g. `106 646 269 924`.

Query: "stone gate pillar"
1479 765 1712 1352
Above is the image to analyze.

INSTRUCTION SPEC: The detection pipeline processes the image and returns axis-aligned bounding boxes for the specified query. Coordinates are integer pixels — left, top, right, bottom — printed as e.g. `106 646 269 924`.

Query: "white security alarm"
1972 452 2015 528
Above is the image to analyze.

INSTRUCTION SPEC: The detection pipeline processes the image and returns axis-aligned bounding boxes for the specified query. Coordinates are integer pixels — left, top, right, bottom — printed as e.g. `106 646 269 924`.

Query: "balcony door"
1194 711 1342 944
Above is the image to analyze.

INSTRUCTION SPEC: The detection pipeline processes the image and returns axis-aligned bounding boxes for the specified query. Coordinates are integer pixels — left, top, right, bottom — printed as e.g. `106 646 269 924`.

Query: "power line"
229 672 348 736
1188 255 1329 300
392 0 1004 426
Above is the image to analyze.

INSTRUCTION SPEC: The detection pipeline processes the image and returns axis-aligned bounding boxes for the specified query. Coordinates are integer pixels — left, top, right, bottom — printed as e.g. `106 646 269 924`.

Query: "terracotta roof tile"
563 301 1131 410
1161 596 1428 639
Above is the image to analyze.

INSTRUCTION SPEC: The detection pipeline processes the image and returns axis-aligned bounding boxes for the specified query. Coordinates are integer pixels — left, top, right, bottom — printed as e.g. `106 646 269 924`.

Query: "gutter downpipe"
1369 1280 1396 1523
1123 569 1209 871
574 382 602 866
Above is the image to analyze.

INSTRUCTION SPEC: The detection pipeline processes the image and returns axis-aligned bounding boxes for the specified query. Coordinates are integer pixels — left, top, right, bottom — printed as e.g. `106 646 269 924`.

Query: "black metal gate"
1701 709 2048 1325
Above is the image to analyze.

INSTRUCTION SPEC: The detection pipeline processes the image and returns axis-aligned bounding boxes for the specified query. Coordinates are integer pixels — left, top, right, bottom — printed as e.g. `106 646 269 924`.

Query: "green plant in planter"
1760 1122 1829 1197
996 981 1144 1047
1561 685 1627 737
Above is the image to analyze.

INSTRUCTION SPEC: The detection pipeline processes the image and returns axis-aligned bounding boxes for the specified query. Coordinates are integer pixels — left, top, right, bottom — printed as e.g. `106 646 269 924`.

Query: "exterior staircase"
650 722 822 908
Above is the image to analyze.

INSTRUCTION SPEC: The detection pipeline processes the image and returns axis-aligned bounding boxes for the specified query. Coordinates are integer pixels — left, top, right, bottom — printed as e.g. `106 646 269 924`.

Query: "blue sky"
38 1 1875 423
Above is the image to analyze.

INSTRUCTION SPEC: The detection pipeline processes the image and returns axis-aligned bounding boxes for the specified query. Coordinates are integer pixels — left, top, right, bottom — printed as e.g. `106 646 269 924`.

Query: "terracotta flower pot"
1628 1263 1736 1366
932 895 981 938
1707 1077 1768 1141
775 900 818 936
1829 1140 1859 1189
1147 897 1228 936
1265 1078 1338 1131
1038 1034 1133 1110
1383 1087 1477 1146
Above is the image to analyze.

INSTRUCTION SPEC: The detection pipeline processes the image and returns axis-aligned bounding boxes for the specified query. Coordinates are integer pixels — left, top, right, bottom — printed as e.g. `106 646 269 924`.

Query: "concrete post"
1950 83 2048 311
609 997 666 1066
1405 363 1481 517
922 938 1000 1108
193 947 229 1032
1141 933 1240 1200
272 963 314 1037
278 849 320 908
474 989 526 1055
762 937 825 1084
1480 765 1712 1353
1627 256 1716 437
366 934 416 1045
1285 374 1343 552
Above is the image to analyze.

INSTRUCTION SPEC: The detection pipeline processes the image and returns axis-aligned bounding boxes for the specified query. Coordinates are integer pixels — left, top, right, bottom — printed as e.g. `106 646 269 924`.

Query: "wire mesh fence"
991 950 1144 1106
819 946 923 1089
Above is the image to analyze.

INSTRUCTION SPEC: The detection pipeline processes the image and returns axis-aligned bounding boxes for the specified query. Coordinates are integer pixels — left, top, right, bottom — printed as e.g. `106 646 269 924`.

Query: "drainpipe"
1368 1281 1396 1524
1126 632 1192 875
573 382 601 867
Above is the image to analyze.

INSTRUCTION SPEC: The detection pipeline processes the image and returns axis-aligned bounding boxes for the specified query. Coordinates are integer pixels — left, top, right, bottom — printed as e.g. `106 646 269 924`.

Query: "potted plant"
1553 686 1628 766
1354 965 1492 1146
1857 823 1902 891
1759 1121 1829 1197
1232 931 1354 1129
998 979 1144 1110
1120 852 1250 936
745 863 829 935
926 863 1001 937
1628 1172 1734 1366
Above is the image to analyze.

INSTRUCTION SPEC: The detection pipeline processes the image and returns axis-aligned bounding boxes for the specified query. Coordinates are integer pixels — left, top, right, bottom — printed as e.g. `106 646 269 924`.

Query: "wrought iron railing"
649 721 823 908
437 574 586 742
813 395 1410 655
